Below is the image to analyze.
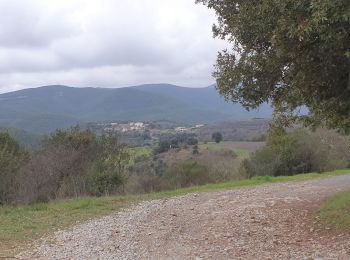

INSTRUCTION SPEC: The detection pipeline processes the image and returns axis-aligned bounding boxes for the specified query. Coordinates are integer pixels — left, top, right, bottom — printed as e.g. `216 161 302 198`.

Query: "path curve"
19 175 350 259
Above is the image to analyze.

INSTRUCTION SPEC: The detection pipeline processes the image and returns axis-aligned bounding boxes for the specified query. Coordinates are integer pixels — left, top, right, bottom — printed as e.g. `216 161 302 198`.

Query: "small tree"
161 160 210 189
87 132 130 196
153 141 171 154
187 137 199 146
0 132 29 204
212 132 223 143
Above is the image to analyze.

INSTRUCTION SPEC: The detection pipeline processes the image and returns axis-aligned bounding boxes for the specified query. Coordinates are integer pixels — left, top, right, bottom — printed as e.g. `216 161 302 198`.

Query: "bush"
0 132 29 205
153 141 171 154
154 133 199 154
161 160 210 189
192 145 199 155
315 129 350 170
187 137 198 146
87 159 124 196
240 127 349 178
16 127 130 204
212 132 223 143
0 132 30 172
124 157 166 194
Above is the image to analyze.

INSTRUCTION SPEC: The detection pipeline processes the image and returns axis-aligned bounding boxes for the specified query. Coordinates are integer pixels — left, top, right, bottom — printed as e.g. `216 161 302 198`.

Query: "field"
198 141 265 158
127 141 263 168
1 169 349 257
128 146 153 163
129 141 265 163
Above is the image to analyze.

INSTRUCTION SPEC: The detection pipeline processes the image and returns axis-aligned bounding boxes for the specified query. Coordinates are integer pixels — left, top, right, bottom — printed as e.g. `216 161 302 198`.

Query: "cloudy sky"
0 0 227 93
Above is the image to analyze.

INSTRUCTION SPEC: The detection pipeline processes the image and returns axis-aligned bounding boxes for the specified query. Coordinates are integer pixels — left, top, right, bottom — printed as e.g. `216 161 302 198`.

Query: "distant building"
104 121 147 133
175 127 188 132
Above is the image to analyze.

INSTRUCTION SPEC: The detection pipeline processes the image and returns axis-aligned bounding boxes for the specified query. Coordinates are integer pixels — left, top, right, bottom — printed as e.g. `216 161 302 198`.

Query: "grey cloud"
0 0 80 49
0 0 226 92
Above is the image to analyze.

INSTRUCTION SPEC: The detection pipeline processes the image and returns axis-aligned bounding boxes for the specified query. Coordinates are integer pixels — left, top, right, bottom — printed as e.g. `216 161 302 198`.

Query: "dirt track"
19 175 350 259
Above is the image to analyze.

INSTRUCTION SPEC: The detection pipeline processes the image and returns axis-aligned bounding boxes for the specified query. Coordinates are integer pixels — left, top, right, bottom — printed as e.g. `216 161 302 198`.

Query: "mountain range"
0 84 272 134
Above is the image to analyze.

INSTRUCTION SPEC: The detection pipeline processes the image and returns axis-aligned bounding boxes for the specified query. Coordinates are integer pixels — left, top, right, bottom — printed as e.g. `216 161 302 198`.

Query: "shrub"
212 132 223 143
154 133 199 154
0 132 30 172
187 137 198 146
161 160 210 189
153 141 171 154
239 127 348 178
192 145 199 155
16 127 130 204
124 157 166 194
87 159 124 196
0 132 29 205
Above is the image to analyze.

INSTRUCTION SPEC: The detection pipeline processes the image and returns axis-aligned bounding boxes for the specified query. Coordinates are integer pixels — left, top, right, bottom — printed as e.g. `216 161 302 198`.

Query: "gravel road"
18 175 350 259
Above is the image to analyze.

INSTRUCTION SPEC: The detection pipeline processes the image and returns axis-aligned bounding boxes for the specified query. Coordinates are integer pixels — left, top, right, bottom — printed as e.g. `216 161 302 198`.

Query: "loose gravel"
18 175 350 259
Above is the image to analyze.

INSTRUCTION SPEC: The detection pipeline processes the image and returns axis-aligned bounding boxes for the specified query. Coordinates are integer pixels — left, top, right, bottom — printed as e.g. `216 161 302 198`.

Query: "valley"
0 0 349 259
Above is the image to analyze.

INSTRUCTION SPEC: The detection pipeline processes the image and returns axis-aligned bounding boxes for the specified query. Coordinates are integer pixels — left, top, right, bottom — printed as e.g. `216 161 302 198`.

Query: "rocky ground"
18 175 350 259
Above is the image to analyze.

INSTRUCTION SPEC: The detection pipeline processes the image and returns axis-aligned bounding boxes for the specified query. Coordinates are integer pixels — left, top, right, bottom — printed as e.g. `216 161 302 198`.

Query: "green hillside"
0 84 272 134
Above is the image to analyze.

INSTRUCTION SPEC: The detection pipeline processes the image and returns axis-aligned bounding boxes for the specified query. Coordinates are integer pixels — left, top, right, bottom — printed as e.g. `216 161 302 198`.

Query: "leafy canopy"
212 132 223 143
0 132 29 172
197 0 350 133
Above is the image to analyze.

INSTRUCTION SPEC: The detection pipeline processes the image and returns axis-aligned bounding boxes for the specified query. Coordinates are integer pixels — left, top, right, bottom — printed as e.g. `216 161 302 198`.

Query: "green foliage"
212 132 223 143
125 157 167 194
0 132 29 205
0 127 42 149
240 127 349 177
87 133 130 196
197 0 350 133
161 160 211 189
17 127 130 204
43 125 98 151
87 160 124 196
186 137 199 146
128 146 152 164
0 132 29 172
154 134 199 154
154 140 171 154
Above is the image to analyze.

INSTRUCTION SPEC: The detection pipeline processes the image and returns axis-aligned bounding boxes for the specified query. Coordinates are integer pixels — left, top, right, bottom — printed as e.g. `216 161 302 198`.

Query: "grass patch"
318 191 350 230
128 146 153 164
0 168 349 257
198 141 250 158
0 196 138 257
232 148 249 158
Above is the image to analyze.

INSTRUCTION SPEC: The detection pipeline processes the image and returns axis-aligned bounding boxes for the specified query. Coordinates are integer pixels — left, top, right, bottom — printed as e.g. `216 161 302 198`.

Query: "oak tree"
197 0 350 133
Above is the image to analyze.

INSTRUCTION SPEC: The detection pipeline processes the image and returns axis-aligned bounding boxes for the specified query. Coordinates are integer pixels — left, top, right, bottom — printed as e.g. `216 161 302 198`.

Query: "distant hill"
0 84 272 134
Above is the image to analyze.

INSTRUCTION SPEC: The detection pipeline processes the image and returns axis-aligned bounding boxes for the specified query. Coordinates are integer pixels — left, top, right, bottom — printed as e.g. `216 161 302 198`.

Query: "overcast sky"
0 0 227 93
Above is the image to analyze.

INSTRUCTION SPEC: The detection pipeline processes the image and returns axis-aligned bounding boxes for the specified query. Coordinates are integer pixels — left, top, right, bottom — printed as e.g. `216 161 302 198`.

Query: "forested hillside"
0 84 272 133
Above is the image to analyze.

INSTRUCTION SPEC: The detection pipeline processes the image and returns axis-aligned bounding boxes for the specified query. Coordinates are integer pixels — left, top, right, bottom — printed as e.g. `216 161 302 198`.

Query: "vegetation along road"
18 174 350 259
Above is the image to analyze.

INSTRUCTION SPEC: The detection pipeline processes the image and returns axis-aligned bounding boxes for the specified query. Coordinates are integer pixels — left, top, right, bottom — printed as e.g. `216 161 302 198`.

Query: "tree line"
1 125 349 206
